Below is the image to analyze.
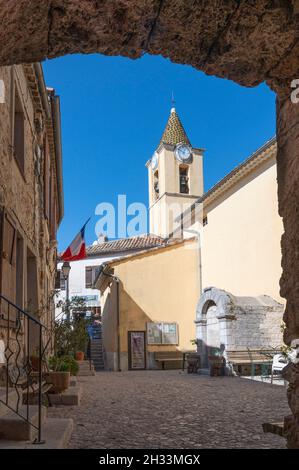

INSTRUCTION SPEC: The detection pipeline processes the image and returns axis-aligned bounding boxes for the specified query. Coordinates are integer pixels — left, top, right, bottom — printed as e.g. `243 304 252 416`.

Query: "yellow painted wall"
104 240 199 368
201 158 284 302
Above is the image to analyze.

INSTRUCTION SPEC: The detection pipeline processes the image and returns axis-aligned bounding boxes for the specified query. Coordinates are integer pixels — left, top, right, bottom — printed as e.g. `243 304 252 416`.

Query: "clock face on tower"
175 143 192 163
151 151 159 170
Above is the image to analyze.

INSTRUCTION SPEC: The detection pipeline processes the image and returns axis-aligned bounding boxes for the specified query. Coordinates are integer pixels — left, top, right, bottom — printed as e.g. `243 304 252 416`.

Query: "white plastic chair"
271 354 288 383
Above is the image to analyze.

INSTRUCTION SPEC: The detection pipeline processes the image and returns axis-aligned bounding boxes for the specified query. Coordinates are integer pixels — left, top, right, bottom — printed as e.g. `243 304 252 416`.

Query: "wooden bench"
226 349 279 376
154 351 184 370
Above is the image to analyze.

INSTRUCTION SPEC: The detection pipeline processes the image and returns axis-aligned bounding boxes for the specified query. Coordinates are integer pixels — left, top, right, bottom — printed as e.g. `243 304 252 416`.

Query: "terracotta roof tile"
86 234 169 256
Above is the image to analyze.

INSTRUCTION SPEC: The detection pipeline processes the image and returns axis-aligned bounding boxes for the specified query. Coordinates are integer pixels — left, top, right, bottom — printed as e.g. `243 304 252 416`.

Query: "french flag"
61 218 90 262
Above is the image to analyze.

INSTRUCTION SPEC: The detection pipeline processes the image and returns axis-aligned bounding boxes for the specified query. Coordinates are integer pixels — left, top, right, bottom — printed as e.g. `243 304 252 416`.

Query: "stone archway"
0 0 298 447
196 288 234 368
196 287 284 371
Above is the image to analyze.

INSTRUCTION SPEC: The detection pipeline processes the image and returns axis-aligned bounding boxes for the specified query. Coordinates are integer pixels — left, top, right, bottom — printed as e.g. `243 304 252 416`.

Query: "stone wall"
0 64 61 352
227 307 283 351
276 95 299 448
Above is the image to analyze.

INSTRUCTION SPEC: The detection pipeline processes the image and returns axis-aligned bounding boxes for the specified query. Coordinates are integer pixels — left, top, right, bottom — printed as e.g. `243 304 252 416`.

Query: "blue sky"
43 54 276 251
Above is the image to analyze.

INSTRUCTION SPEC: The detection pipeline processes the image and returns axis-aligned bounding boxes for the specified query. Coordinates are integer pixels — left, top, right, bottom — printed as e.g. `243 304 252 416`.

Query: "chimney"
97 233 108 244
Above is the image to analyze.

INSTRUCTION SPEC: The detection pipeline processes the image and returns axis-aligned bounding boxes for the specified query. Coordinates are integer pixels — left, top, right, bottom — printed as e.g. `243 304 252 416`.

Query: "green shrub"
49 355 79 376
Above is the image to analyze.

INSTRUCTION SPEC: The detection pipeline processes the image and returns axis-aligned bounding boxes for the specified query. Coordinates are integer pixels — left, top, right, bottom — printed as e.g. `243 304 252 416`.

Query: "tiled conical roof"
159 108 191 146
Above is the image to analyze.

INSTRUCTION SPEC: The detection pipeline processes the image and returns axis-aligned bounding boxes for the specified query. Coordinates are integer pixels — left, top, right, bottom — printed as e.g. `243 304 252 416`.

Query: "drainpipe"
183 227 202 295
102 271 121 372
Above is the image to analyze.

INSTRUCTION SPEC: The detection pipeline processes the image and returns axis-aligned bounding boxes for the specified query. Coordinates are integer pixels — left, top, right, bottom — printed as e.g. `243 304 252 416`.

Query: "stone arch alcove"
196 287 284 370
196 287 235 367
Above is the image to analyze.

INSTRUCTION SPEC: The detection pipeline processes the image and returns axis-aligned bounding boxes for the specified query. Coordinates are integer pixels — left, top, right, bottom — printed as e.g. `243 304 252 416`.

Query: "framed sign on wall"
128 331 146 370
147 322 179 345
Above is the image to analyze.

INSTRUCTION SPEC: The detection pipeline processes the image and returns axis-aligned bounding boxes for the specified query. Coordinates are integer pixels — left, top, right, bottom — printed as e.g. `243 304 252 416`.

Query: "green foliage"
53 296 91 357
53 318 89 357
48 355 79 376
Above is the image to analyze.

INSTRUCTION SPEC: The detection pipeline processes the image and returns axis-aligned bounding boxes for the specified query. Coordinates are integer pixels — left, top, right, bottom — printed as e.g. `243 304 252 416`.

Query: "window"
153 170 159 200
55 270 66 290
147 322 179 345
85 266 101 288
13 87 25 174
179 166 189 194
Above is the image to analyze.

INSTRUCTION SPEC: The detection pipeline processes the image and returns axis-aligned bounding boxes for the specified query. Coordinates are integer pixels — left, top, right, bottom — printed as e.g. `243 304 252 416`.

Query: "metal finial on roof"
171 91 176 113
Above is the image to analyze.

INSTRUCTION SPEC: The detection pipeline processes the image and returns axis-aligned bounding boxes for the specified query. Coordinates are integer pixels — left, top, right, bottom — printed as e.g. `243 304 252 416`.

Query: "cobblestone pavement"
47 370 289 449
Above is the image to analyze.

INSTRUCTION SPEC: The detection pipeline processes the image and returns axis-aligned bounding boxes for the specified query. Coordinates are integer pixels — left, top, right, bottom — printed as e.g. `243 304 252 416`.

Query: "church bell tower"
146 107 204 238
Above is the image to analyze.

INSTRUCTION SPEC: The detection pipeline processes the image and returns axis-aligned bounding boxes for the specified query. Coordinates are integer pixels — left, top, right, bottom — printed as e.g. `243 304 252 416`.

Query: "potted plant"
75 351 84 361
62 355 79 376
47 356 72 393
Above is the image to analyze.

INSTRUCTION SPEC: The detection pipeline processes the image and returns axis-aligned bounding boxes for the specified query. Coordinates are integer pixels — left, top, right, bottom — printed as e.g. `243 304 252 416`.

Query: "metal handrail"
0 293 47 327
0 293 48 444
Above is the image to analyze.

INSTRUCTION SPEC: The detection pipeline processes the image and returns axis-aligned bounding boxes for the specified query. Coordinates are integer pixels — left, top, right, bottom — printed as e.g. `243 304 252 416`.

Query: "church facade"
95 107 284 372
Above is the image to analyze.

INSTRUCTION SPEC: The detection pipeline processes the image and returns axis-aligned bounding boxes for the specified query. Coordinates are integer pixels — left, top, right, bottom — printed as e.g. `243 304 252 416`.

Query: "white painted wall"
55 250 142 318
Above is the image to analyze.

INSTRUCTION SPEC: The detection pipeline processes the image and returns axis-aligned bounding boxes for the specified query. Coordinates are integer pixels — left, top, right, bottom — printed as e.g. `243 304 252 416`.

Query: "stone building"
0 0 297 448
0 63 63 356
94 107 283 372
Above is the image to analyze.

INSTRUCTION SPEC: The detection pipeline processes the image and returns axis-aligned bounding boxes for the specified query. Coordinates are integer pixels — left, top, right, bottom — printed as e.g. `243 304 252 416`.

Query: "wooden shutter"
1 215 17 322
85 267 92 288
55 270 61 289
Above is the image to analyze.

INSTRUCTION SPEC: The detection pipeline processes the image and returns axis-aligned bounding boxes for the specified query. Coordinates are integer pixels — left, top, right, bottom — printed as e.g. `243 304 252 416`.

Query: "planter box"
46 371 70 394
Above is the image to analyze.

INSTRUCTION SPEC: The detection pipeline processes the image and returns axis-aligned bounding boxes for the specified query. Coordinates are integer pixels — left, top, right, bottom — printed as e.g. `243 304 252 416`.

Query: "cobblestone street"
47 370 289 449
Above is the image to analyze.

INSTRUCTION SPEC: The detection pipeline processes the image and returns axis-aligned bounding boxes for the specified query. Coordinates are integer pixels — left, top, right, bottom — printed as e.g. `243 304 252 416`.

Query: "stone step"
77 369 95 376
77 361 95 370
0 418 73 449
93 361 104 367
48 385 82 406
0 405 47 441
262 421 285 437
78 365 95 372
0 388 19 418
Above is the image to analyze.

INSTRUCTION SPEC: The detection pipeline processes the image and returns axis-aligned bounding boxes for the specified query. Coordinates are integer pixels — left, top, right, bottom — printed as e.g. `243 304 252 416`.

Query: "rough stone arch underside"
0 1 298 95
0 0 298 449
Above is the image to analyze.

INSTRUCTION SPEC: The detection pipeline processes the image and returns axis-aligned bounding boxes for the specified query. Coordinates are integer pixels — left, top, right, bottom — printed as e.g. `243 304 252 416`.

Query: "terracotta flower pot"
47 371 70 394
75 351 84 361
30 356 40 371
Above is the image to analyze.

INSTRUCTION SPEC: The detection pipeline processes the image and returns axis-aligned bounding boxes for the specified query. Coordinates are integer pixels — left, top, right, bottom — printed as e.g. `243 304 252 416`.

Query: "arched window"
153 170 159 200
179 165 189 194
